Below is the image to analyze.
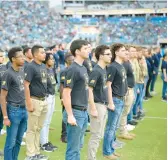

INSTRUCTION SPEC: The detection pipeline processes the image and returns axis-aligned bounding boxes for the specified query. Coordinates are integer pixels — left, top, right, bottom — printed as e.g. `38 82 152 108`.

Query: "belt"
95 102 108 105
8 103 25 108
72 105 87 111
31 96 45 101
113 95 124 100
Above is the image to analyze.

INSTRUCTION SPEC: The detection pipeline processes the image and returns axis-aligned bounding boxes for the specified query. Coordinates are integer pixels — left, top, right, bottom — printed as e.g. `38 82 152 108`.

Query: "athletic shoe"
0 150 4 157
118 134 134 140
1 129 6 135
143 97 149 101
162 97 167 102
112 141 123 149
48 142 58 150
24 155 38 160
41 143 54 152
21 141 26 146
126 124 135 131
35 154 48 160
61 137 67 143
128 120 138 125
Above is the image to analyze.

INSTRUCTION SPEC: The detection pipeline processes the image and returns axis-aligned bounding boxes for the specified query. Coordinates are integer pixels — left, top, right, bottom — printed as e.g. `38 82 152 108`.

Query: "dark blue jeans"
0 106 3 133
63 108 88 160
161 74 167 99
103 97 124 156
150 69 158 92
4 104 27 160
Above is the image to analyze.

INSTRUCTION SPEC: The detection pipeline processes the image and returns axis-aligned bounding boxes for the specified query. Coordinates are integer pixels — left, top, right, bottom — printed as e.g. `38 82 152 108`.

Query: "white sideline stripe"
145 116 167 120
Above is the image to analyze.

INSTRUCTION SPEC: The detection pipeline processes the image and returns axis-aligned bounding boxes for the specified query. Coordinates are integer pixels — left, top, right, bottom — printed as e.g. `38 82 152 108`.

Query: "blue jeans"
103 97 124 156
133 84 144 115
63 108 88 160
150 69 158 92
4 104 27 160
161 74 167 99
127 84 138 122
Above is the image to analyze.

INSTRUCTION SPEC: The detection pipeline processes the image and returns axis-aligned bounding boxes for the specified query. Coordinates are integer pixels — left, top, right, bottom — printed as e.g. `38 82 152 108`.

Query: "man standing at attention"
63 39 89 160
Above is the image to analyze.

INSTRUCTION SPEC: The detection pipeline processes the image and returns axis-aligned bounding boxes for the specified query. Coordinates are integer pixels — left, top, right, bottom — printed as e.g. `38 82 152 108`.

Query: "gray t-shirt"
89 65 108 104
25 61 47 97
1 66 25 105
0 64 7 92
107 61 128 97
64 62 89 107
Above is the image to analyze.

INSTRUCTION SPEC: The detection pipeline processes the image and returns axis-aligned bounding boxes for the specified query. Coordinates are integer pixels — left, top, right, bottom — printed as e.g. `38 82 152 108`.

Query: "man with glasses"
87 45 112 160
24 45 48 160
1 47 27 160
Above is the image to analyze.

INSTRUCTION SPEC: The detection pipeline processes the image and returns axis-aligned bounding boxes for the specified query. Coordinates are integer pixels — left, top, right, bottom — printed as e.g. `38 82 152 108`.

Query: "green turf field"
0 78 167 160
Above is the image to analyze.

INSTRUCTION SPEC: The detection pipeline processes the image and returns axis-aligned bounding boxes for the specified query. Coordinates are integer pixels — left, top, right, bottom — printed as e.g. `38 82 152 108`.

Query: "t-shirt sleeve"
24 64 34 82
88 70 100 88
60 71 65 84
107 65 117 82
1 72 12 91
64 68 77 89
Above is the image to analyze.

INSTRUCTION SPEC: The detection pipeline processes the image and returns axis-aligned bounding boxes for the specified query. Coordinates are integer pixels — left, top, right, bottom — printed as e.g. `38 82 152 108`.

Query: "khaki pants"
119 88 135 135
88 103 107 160
26 98 48 156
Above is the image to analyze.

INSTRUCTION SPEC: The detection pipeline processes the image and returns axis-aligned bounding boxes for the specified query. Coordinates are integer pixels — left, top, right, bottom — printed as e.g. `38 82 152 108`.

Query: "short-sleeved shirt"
107 61 128 97
83 59 93 76
60 67 68 85
0 64 7 92
91 60 97 68
1 66 25 105
24 60 30 70
47 68 56 95
123 61 135 88
89 65 108 104
6 61 11 69
25 61 47 97
161 60 167 74
64 62 89 107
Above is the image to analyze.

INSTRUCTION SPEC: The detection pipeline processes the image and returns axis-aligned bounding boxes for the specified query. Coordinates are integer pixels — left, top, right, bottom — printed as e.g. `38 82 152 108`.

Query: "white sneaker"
1 129 6 135
126 124 135 131
21 141 26 146
150 91 157 95
23 133 26 138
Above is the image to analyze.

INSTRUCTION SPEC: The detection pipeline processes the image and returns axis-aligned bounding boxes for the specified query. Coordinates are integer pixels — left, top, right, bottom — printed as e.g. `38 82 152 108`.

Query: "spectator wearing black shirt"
62 39 89 160
88 45 112 160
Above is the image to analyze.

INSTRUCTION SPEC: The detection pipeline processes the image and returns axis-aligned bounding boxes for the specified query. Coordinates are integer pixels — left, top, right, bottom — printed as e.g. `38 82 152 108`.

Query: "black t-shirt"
60 67 68 85
47 68 56 95
0 64 7 92
83 58 93 76
25 61 47 97
24 60 30 70
91 60 97 68
1 66 25 105
89 65 108 104
107 61 128 97
161 60 167 74
64 62 89 107
123 61 135 88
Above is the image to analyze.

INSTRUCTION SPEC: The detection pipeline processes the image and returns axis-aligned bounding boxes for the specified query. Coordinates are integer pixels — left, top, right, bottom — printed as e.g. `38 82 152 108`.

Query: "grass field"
0 78 167 160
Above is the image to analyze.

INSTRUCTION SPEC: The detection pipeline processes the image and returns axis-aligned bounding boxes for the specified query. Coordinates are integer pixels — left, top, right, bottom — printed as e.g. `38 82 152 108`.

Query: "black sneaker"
128 120 138 125
35 154 48 160
61 137 67 143
162 97 167 102
41 143 54 152
143 97 149 101
48 142 58 150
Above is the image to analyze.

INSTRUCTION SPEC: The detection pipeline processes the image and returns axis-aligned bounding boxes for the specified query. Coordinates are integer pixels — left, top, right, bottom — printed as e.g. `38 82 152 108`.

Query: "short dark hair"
70 39 89 56
23 47 31 55
43 53 53 64
95 45 110 61
65 53 73 63
110 43 125 62
31 45 43 56
8 47 22 62
90 48 95 56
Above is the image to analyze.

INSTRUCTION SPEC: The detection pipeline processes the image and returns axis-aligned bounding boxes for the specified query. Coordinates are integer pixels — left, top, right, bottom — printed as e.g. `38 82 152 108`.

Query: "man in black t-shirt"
23 47 33 69
24 45 48 160
63 39 89 160
1 47 27 160
60 53 74 143
90 48 97 68
87 45 112 160
103 43 128 160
